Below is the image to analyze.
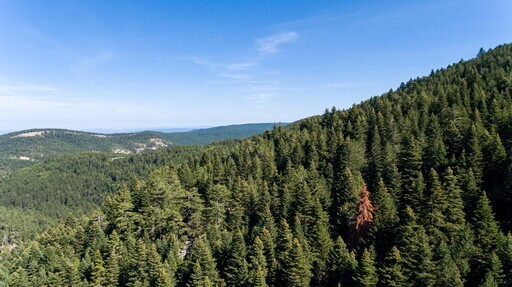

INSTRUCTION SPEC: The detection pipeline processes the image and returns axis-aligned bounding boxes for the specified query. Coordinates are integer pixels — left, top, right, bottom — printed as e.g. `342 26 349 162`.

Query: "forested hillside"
2 44 512 286
0 146 204 240
0 124 280 176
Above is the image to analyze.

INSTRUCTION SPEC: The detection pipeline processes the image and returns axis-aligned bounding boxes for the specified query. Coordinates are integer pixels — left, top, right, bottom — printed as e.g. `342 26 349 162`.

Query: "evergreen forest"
1 44 512 286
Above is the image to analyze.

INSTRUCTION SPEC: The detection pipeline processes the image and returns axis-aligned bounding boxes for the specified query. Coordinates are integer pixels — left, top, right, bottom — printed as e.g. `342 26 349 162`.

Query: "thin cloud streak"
256 31 299 55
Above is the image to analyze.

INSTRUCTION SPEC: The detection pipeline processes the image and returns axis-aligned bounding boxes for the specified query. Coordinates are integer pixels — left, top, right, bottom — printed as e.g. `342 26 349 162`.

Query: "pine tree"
128 239 149 287
184 236 219 287
333 167 359 236
423 116 448 171
224 230 249 287
380 246 406 287
148 243 164 286
442 167 467 238
354 246 378 287
465 125 483 184
258 227 277 286
155 266 174 287
105 248 120 287
309 199 332 285
473 193 502 253
498 233 512 286
188 260 205 287
354 182 375 242
371 179 399 254
327 236 357 286
480 252 504 287
432 242 464 287
424 168 448 244
367 125 383 191
248 236 268 287
398 135 424 212
399 207 435 287
275 219 293 284
91 250 106 287
285 238 312 287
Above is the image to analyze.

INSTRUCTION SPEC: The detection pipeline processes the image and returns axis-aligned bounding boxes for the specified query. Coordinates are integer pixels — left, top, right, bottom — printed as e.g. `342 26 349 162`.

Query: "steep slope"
2 44 512 286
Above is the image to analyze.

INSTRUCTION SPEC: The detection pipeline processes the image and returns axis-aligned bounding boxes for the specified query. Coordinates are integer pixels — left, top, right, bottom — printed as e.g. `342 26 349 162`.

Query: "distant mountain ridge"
0 123 285 175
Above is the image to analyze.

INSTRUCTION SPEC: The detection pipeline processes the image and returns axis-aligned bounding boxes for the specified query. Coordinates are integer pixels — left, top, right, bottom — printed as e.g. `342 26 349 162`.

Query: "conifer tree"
371 179 399 254
333 167 360 237
224 230 249 287
327 236 357 286
465 125 483 184
258 227 278 286
480 252 504 287
148 243 164 286
398 135 424 212
354 182 375 242
424 168 448 244
432 242 464 287
499 233 512 286
442 167 466 238
183 236 219 287
354 246 378 287
188 260 205 287
91 249 106 287
473 193 502 253
285 238 312 287
248 236 268 287
367 125 383 191
155 266 174 287
380 246 406 287
128 239 149 287
423 116 448 171
105 248 120 287
309 199 332 285
275 219 293 278
399 207 435 287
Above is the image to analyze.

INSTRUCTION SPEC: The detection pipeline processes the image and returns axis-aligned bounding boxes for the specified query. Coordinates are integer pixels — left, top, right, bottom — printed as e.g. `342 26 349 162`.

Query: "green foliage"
2 44 512 286
354 246 378 287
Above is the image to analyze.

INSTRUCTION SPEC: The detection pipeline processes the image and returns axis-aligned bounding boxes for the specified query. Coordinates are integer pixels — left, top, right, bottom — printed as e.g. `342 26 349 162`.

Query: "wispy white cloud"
226 62 258 70
192 32 298 105
220 73 251 80
256 32 299 55
193 58 257 72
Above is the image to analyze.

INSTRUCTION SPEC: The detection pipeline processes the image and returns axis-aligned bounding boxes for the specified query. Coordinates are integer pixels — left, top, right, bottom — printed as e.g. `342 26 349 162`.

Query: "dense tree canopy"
2 44 512 286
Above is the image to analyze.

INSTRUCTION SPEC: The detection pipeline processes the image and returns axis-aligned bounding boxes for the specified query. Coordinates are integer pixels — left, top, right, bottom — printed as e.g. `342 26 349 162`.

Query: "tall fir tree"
326 236 357 286
248 236 269 287
223 230 249 287
354 246 378 287
399 207 435 287
380 246 406 287
285 238 312 287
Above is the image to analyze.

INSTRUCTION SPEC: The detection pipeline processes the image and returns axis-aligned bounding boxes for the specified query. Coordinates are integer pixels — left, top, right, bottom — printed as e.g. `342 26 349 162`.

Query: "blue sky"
0 0 511 132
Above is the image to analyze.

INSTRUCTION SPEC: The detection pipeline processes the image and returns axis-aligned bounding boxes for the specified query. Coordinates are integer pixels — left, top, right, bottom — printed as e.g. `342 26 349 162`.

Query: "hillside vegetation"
0 123 280 176
2 45 512 286
0 146 204 240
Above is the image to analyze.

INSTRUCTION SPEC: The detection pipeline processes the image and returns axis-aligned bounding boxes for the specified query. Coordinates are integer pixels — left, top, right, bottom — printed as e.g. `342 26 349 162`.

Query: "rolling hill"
0 123 283 176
